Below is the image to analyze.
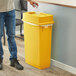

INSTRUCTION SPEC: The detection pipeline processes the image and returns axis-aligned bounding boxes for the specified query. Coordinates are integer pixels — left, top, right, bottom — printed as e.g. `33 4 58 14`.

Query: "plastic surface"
23 12 54 25
23 12 54 69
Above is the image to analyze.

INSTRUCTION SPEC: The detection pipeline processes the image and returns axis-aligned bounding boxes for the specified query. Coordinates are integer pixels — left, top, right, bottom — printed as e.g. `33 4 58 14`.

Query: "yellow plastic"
23 12 54 69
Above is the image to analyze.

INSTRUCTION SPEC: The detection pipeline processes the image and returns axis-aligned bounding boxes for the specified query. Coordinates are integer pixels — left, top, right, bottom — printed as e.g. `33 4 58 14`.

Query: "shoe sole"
10 65 24 70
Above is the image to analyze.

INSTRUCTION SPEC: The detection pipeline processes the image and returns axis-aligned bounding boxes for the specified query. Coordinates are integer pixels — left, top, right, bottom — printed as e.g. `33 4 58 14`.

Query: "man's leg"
5 10 17 60
0 12 5 70
5 10 23 70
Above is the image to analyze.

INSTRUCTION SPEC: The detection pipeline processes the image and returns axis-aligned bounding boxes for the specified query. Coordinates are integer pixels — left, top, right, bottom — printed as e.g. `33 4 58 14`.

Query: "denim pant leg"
0 13 4 59
5 10 17 60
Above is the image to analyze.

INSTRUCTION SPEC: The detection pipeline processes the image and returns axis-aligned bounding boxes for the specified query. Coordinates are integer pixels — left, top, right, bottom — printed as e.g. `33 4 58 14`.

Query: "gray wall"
28 2 76 68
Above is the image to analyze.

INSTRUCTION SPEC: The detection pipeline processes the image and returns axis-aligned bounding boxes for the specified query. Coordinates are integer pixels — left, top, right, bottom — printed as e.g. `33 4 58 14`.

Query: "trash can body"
23 12 54 69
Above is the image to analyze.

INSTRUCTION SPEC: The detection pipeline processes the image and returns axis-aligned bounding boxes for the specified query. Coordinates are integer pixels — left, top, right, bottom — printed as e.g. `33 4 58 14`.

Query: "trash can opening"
28 12 36 14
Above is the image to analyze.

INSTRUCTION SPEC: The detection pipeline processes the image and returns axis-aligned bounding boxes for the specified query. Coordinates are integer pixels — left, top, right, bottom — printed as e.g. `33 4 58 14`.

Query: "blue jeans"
0 10 17 60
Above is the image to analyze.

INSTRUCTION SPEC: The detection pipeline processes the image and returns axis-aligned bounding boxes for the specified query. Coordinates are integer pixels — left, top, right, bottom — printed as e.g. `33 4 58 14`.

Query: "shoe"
0 58 3 70
10 58 24 70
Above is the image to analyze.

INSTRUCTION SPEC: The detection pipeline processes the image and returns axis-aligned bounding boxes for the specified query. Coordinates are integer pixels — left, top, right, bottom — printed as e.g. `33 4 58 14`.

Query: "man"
0 0 38 70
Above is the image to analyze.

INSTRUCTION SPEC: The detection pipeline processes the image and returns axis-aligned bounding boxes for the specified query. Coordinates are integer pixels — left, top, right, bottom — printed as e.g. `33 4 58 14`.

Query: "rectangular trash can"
23 12 54 69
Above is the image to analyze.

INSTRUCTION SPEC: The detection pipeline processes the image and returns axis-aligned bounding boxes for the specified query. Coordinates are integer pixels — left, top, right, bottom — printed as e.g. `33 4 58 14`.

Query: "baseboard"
51 59 76 75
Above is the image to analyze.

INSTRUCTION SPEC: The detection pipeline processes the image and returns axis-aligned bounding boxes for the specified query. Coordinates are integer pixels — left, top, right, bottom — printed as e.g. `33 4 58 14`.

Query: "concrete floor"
1 37 76 76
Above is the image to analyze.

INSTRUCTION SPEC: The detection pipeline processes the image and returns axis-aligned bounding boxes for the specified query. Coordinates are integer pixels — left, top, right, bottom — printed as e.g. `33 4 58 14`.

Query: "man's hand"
28 0 39 8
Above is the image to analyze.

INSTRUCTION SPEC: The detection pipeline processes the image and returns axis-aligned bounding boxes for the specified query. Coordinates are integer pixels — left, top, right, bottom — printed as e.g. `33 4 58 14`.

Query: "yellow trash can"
23 12 54 69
